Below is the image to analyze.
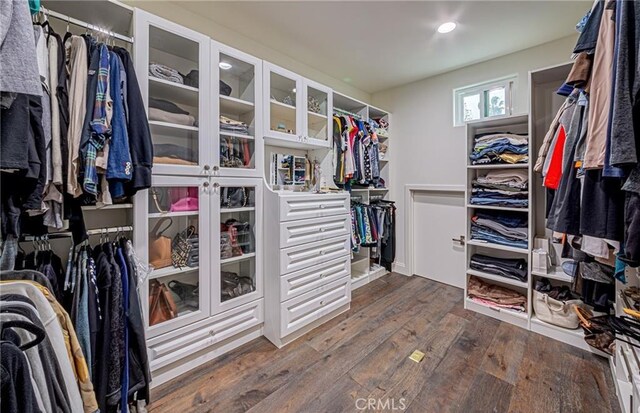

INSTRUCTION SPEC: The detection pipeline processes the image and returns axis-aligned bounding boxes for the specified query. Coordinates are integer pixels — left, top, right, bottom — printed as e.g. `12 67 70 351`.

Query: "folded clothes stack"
149 98 197 126
468 276 527 312
153 143 198 166
149 62 183 84
220 115 250 135
470 169 528 208
470 210 528 248
469 133 529 165
470 254 528 282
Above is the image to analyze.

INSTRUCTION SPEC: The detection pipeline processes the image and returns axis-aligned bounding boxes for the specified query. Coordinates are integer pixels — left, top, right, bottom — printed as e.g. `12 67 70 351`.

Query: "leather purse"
220 232 233 259
149 218 173 269
221 187 247 208
533 290 582 329
149 279 178 326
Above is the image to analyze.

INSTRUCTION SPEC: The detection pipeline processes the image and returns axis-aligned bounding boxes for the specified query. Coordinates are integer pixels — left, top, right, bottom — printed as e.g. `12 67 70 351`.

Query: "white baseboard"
392 262 411 276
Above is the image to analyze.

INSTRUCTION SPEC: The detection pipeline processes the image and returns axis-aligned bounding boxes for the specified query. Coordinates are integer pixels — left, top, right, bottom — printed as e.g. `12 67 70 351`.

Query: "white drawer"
279 235 350 275
279 194 349 222
280 276 350 337
281 256 350 301
148 299 263 370
280 215 350 248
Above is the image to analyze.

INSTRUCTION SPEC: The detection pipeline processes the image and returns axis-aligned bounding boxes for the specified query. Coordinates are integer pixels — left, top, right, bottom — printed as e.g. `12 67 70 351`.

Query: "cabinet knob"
319 273 325 278
319 228 325 232
319 250 325 256
213 182 220 188
320 300 325 306
319 204 326 209
209 330 215 336
204 164 211 171
213 165 220 172
203 181 210 188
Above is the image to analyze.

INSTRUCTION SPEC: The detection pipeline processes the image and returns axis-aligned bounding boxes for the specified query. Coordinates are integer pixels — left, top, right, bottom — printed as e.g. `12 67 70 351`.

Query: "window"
453 75 516 126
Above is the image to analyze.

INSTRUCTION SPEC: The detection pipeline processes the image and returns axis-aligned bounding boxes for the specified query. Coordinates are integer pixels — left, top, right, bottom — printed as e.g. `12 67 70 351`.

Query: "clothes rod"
21 226 133 241
333 108 363 119
41 7 134 44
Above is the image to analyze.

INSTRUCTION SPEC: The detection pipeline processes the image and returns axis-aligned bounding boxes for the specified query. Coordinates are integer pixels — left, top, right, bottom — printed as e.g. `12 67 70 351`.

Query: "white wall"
371 35 577 274
125 0 371 102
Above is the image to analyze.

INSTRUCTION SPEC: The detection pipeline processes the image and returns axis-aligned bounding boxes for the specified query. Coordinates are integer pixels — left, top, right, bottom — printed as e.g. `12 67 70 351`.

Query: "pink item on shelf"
170 197 199 212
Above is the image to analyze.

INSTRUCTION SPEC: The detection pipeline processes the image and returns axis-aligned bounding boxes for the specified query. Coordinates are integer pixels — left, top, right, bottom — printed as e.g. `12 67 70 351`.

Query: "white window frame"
453 75 517 127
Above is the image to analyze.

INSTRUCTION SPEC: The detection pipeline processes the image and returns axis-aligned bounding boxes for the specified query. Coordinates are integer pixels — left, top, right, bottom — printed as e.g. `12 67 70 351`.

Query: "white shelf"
467 239 529 254
465 297 529 329
351 256 369 266
220 252 256 265
220 207 255 213
532 268 572 283
150 265 199 280
270 99 296 121
149 120 198 132
351 188 389 192
467 204 529 212
149 211 198 218
351 270 370 290
149 77 198 107
220 95 255 116
82 203 133 210
308 111 327 120
466 269 528 289
467 164 529 169
220 131 254 140
529 315 608 356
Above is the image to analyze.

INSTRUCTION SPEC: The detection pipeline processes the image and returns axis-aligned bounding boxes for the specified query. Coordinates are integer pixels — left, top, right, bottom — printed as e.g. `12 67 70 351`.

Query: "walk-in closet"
0 1 635 412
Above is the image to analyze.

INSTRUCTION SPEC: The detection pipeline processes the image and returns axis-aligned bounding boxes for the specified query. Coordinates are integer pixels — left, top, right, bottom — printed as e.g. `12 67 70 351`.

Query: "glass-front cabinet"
304 79 332 145
134 9 211 176
212 178 263 313
136 176 212 337
212 41 263 177
263 62 332 148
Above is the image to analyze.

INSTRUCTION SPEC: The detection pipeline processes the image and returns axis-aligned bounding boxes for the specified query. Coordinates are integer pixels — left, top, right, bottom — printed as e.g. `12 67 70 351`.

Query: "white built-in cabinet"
133 9 265 386
263 62 332 149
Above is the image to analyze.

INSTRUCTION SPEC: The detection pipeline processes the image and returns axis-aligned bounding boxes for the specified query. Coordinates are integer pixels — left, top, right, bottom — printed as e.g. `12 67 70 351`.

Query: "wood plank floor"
149 273 621 413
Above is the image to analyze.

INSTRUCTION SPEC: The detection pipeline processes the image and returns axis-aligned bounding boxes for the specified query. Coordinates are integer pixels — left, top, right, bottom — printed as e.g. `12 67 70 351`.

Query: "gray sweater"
0 0 42 95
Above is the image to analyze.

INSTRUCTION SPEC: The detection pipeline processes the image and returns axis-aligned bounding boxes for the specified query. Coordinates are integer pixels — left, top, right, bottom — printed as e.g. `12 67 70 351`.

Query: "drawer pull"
209 330 215 336
319 204 326 209
319 250 325 256
320 300 325 306
319 273 325 278
319 228 325 232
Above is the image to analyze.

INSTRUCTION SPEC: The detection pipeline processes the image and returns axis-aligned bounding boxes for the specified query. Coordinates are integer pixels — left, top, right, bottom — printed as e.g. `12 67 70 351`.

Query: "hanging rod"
333 107 363 119
21 226 133 241
40 6 134 44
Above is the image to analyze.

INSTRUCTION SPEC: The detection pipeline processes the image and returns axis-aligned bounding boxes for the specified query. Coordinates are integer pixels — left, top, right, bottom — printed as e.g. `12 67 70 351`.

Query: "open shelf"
82 203 133 211
532 267 572 283
467 163 529 169
467 204 529 212
467 239 529 254
466 269 528 289
149 77 198 107
465 297 529 329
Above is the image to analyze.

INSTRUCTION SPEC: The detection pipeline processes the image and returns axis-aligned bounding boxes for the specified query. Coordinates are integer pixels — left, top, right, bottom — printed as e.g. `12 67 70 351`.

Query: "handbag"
220 187 247 208
533 290 582 329
152 187 199 213
149 218 173 269
220 232 233 259
172 226 195 268
168 280 199 310
149 279 178 326
220 80 232 96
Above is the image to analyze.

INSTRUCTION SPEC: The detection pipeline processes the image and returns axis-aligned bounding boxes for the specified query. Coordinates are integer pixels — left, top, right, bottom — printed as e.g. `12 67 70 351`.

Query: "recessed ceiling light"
219 62 232 70
292 88 297 93
437 21 457 34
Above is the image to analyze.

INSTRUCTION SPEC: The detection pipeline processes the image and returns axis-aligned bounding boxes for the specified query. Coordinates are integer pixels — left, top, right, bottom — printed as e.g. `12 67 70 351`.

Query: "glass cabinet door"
213 178 263 313
134 10 211 176
213 42 263 177
138 176 211 336
304 80 332 146
264 62 302 143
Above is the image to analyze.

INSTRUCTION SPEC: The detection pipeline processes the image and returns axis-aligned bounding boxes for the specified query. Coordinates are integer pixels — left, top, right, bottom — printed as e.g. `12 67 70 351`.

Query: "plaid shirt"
83 44 111 195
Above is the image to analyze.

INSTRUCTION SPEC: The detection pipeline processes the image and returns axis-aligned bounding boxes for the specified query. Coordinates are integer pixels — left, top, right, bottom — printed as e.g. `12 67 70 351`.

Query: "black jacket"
113 47 153 195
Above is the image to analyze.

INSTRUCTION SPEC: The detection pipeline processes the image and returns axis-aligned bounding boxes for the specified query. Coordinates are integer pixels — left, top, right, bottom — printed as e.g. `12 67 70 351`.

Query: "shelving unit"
333 93 392 289
464 114 531 327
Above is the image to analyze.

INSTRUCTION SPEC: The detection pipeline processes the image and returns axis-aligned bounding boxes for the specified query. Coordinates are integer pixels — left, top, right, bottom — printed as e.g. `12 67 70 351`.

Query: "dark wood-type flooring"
149 273 621 413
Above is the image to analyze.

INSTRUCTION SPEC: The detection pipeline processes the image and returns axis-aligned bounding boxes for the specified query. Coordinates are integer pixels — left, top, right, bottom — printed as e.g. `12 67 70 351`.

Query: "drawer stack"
264 192 352 348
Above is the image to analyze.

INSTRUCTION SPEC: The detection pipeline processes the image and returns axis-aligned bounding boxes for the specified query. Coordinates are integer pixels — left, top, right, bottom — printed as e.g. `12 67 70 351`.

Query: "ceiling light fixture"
219 62 232 70
437 21 457 34
292 88 297 93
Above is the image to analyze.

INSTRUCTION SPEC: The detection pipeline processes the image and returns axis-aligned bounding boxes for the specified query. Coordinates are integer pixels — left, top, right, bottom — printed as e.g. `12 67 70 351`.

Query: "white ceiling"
177 1 590 94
